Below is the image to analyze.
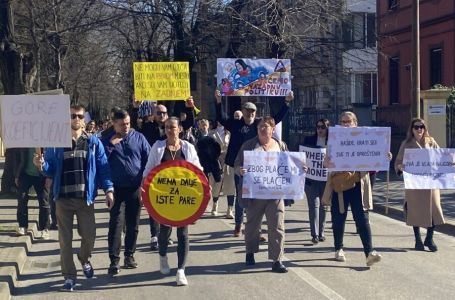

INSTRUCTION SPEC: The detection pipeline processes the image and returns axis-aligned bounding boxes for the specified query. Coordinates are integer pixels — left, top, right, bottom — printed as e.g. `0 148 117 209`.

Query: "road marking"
218 217 345 300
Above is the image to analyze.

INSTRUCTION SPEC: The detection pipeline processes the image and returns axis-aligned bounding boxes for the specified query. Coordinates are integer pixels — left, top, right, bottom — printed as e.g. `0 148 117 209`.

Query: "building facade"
377 0 455 133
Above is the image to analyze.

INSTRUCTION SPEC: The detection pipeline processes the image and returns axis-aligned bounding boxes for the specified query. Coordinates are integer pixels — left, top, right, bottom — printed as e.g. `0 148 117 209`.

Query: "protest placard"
133 62 190 101
242 151 306 200
403 148 455 189
142 160 210 226
0 95 71 148
326 126 391 171
216 58 291 97
299 146 327 181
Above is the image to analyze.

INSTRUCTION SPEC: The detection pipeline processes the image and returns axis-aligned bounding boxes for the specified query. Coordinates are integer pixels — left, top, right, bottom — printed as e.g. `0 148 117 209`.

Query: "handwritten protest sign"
403 148 455 189
299 146 327 181
0 95 71 148
216 58 291 97
242 151 306 200
142 160 210 226
326 127 391 171
133 62 190 101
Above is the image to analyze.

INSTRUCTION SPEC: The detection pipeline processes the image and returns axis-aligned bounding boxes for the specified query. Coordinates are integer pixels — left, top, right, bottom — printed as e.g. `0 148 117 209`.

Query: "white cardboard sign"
403 148 455 189
0 95 72 148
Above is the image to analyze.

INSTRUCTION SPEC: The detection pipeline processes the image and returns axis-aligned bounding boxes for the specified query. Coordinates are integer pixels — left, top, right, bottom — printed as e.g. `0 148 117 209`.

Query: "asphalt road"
10 194 455 300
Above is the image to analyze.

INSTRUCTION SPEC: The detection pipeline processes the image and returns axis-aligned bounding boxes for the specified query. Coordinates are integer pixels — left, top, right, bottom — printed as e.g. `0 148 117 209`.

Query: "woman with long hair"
303 119 330 244
394 118 444 252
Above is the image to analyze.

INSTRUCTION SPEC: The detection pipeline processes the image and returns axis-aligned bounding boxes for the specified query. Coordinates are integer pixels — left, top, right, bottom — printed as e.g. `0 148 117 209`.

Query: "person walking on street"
235 117 289 273
101 109 151 275
136 98 196 250
395 118 444 252
34 105 114 291
303 119 330 244
322 111 390 267
142 117 203 286
15 148 50 239
215 90 293 236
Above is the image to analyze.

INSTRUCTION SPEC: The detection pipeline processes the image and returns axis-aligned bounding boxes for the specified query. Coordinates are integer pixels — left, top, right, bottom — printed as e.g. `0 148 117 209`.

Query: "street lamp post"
411 0 420 118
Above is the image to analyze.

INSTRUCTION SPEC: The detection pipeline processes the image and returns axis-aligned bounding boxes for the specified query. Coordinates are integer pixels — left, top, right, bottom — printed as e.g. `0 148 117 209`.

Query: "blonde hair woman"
395 118 444 252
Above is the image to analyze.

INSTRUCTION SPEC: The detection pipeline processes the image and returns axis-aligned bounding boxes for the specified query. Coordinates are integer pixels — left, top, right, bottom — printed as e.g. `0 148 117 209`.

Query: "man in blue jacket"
34 105 114 292
101 109 151 276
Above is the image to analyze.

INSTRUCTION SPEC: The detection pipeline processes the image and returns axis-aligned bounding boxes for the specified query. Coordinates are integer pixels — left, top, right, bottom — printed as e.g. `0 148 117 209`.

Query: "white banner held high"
299 145 327 181
403 148 455 189
326 126 391 171
0 95 72 148
242 151 306 200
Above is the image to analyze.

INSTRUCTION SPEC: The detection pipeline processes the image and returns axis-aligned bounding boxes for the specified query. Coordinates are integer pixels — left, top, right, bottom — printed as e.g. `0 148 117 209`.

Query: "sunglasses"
71 114 84 120
316 125 327 129
156 111 167 116
412 124 425 130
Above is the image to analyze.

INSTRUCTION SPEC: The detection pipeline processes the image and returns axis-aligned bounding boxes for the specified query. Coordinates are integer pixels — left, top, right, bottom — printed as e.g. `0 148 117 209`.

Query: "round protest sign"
142 160 210 227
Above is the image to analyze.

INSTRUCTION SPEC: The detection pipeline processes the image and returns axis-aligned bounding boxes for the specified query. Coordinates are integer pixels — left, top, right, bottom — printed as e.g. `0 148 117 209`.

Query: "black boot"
424 226 438 252
245 253 255 265
413 227 424 251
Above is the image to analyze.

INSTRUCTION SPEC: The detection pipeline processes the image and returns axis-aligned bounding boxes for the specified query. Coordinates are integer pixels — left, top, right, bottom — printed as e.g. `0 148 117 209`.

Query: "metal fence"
448 104 455 148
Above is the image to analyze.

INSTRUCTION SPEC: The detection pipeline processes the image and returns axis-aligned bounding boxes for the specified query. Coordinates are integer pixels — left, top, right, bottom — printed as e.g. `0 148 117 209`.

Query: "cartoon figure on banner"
225 59 269 90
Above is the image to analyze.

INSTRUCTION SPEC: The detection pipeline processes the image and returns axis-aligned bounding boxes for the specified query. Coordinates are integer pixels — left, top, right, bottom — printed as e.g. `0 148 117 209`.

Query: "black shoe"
272 261 288 273
318 236 326 242
124 256 138 269
415 240 424 251
311 237 319 244
245 253 255 265
50 223 58 230
150 239 158 251
424 239 438 252
108 263 120 276
82 261 94 278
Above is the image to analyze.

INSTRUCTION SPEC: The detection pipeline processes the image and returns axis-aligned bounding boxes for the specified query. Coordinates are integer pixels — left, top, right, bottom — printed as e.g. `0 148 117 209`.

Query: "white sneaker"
16 227 26 236
335 249 346 262
226 206 234 219
211 202 218 216
39 229 50 240
176 269 188 286
366 250 382 267
159 255 170 275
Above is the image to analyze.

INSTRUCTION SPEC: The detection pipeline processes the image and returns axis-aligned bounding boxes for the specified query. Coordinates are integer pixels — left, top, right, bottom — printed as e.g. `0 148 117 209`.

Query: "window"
388 0 399 10
430 48 442 87
354 73 377 104
342 13 376 49
389 57 399 104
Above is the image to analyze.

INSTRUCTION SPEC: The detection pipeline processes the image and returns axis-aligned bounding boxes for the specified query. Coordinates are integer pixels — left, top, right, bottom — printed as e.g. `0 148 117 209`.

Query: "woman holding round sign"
142 117 209 286
322 111 386 267
303 119 330 244
395 118 444 252
235 116 289 273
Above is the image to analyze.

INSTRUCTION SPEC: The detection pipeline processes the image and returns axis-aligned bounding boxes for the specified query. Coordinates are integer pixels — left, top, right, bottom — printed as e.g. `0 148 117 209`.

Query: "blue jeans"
234 174 244 226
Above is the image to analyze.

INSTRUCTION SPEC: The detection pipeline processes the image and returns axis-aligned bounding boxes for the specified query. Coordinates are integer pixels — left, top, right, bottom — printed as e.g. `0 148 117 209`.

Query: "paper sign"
133 62 190 101
0 95 71 148
326 126 391 171
216 58 291 97
242 151 306 200
403 148 455 189
142 160 210 226
299 146 327 181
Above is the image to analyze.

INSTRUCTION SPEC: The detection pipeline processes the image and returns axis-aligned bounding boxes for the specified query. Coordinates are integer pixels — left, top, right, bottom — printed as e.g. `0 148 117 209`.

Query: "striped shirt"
60 133 88 199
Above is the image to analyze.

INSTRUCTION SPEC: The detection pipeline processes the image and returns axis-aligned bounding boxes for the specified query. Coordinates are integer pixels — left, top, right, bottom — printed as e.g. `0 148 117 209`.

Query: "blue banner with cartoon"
216 58 291 97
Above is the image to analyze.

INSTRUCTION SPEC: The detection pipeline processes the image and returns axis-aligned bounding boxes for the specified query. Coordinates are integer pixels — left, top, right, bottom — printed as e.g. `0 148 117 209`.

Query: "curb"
373 203 455 237
0 206 39 300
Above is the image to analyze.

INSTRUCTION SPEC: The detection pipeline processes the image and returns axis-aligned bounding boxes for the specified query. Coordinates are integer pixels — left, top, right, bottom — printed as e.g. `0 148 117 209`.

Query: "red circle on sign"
142 160 210 227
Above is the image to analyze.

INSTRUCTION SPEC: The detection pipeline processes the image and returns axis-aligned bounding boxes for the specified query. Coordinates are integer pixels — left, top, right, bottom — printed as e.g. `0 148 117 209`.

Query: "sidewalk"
373 171 455 235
